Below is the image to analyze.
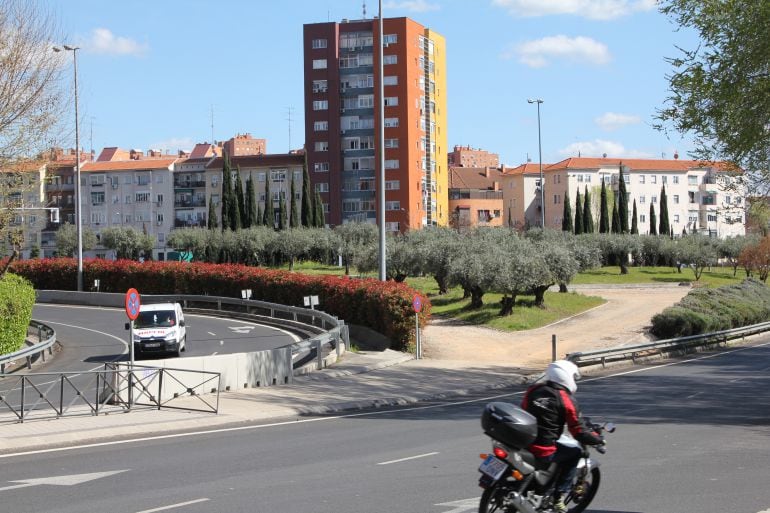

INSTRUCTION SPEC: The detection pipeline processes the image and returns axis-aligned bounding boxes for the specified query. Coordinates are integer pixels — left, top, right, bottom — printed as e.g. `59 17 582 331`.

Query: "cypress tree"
599 180 609 233
256 203 263 226
659 185 670 236
278 193 287 230
263 176 274 228
314 190 325 227
618 164 629 233
301 156 313 227
289 173 299 228
207 196 218 230
220 152 232 231
245 173 257 227
611 198 620 233
562 191 573 232
234 167 246 229
574 191 583 234
583 185 594 233
631 199 639 234
649 203 657 235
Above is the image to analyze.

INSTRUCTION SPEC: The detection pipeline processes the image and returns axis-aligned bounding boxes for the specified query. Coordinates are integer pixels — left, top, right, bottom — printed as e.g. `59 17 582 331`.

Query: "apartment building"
448 145 499 168
174 143 219 228
448 166 504 229
502 157 746 238
205 153 305 228
80 154 178 260
222 133 266 157
303 16 447 232
0 159 48 258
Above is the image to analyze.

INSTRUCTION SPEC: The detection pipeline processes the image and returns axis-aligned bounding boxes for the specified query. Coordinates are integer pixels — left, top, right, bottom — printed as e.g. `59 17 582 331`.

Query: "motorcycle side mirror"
604 422 616 433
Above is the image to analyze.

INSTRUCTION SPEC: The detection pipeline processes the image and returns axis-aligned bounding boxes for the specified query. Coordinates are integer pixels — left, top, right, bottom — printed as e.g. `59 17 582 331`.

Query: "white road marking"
207 332 216 336
3 341 768 460
135 498 209 513
377 452 439 465
434 498 479 512
0 470 129 492
229 326 255 334
211 352 218 356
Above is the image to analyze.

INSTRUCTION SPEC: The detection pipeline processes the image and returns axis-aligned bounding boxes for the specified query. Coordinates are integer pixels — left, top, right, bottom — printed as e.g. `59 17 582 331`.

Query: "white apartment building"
0 161 48 258
502 157 745 238
80 158 178 260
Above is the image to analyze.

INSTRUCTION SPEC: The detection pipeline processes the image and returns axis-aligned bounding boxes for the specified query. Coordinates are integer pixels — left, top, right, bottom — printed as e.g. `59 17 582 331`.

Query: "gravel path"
420 284 691 370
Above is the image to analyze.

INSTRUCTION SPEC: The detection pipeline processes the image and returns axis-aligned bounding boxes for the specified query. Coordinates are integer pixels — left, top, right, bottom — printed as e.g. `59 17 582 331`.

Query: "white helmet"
545 360 581 393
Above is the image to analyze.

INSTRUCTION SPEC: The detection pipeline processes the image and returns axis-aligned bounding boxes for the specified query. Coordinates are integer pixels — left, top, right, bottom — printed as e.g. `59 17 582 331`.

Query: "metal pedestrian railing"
567 321 770 368
0 364 220 423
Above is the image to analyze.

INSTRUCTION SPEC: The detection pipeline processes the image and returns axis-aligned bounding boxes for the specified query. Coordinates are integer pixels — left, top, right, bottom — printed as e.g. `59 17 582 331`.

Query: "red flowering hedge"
11 258 431 352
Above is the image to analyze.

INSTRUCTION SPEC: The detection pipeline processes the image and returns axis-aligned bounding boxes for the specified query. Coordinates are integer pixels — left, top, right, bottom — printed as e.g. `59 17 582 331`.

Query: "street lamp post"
527 98 545 228
54 45 83 291
377 0 387 281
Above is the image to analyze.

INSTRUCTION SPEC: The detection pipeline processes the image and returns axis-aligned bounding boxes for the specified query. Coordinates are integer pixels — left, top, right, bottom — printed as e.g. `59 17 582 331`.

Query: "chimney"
484 167 491 178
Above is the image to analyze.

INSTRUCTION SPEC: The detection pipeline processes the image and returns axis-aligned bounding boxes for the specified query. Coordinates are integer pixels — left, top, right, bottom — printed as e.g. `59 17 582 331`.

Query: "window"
688 175 698 185
315 183 329 192
383 54 397 65
652 195 658 204
662 176 668 184
385 138 399 148
358 94 374 108
708 214 717 222
258 172 266 182
384 96 398 107
270 169 287 182
689 191 696 203
673 195 680 204
384 117 399 127
211 194 220 206
383 76 398 86
211 175 219 187
639 175 646 184
313 100 328 110
314 141 329 152
312 59 327 69
385 201 401 211
651 175 657 184
383 34 397 45
639 196 646 204
674 214 680 223
385 180 400 190
90 212 105 224
312 38 327 49
314 162 330 172
89 174 105 186
673 176 680 184
135 192 150 203
125 195 132 204
314 121 328 131
90 192 105 205
312 80 328 93
124 175 132 184
385 159 399 169
553 194 561 204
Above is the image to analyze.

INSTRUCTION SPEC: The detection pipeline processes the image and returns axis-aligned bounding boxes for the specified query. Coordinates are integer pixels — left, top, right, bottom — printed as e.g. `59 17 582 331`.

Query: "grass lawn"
571 265 745 288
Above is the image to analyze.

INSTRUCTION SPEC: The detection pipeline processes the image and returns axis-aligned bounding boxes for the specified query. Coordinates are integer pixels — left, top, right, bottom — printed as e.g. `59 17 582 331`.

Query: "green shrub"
0 273 36 355
651 278 770 338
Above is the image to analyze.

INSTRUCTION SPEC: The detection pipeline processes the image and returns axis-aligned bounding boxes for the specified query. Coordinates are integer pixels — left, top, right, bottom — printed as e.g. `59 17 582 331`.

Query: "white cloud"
149 137 195 154
84 28 148 56
558 139 654 158
383 0 440 12
595 112 641 131
505 35 610 68
492 0 656 20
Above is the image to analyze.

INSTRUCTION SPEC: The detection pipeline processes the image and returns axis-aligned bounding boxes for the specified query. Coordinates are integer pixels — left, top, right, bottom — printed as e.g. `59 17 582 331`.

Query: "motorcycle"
477 402 615 513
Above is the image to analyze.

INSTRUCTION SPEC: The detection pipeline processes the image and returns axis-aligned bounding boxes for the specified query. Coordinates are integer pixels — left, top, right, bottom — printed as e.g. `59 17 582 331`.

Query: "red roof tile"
81 158 178 172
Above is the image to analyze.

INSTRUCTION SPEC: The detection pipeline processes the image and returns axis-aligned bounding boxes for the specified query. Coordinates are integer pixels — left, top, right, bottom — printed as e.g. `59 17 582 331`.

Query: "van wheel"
181 337 186 352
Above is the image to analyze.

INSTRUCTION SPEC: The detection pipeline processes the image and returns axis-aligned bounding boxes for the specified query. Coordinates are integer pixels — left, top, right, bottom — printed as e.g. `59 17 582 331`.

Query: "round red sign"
125 288 141 320
412 295 422 313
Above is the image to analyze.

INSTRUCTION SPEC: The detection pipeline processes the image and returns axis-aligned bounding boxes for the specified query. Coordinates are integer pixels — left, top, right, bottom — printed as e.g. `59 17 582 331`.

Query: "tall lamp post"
54 45 83 291
527 98 545 228
377 0 387 281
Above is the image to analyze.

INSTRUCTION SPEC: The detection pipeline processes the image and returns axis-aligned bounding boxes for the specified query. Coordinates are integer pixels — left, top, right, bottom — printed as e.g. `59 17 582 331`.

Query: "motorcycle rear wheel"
566 467 601 513
478 484 508 512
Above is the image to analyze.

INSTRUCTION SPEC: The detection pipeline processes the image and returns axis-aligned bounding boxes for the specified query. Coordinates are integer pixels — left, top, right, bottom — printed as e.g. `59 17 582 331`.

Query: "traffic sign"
412 295 422 313
125 288 141 320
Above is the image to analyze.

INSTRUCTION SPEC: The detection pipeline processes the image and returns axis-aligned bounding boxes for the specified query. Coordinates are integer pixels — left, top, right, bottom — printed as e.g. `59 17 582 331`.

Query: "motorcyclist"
521 360 604 513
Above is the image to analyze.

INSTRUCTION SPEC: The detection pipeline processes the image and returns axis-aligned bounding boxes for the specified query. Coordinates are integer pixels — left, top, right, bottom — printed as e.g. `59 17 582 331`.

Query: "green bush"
0 273 36 355
651 278 770 338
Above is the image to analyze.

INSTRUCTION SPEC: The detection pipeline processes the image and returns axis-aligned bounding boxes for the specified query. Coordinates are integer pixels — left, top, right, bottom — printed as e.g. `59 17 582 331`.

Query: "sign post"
125 288 141 407
412 295 422 359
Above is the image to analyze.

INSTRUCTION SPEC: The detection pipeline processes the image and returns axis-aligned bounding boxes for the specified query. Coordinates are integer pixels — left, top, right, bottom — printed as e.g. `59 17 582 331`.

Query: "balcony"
174 218 207 228
174 199 206 208
173 180 207 189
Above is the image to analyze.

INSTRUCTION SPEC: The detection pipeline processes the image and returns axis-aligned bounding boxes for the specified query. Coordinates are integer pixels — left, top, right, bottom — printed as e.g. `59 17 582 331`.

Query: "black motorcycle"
477 402 615 513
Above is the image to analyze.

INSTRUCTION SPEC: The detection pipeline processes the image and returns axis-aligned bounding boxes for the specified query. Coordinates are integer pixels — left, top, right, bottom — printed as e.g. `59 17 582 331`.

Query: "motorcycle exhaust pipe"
508 491 537 513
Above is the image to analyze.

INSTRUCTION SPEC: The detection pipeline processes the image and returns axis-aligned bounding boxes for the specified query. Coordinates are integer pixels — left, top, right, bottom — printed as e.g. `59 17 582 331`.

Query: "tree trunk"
558 283 568 293
499 295 515 316
462 285 471 299
0 249 18 278
434 273 448 295
469 286 484 309
394 273 407 282
533 285 549 307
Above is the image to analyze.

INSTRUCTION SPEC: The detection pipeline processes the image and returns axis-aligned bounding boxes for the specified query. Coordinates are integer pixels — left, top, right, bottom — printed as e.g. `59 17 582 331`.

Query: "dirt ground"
420 285 691 369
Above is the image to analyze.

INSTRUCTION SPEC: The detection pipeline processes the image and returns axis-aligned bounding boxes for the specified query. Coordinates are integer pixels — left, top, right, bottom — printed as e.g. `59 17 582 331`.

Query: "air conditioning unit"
111 183 118 189
156 220 163 226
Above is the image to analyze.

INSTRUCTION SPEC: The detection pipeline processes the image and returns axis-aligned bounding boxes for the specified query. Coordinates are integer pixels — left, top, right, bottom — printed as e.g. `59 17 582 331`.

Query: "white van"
128 302 187 357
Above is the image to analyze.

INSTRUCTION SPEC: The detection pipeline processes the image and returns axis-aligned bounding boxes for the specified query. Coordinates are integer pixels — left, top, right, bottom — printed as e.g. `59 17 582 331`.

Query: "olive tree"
54 223 96 258
166 228 208 260
100 227 153 260
332 222 378 275
266 227 313 270
676 234 719 281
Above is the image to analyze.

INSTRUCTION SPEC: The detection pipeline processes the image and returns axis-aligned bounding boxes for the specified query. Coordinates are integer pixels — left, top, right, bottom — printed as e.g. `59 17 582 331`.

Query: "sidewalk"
0 284 690 456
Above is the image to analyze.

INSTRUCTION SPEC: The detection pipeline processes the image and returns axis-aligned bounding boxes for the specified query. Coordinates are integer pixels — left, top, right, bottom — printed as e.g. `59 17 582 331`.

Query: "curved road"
30 304 300 373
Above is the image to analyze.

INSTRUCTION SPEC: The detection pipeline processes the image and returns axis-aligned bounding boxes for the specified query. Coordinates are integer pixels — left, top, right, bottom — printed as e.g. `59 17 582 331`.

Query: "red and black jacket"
521 381 603 458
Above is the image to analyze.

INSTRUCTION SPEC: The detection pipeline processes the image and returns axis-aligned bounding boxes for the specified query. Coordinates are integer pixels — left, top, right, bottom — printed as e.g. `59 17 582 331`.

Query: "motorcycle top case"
481 402 538 449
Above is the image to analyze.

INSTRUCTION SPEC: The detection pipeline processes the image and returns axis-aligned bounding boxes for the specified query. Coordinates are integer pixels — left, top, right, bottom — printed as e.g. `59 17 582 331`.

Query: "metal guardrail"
0 364 220 423
567 321 770 368
0 320 56 374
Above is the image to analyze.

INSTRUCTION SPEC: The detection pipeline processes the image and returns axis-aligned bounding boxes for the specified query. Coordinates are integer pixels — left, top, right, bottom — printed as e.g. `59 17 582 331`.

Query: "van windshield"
134 310 176 329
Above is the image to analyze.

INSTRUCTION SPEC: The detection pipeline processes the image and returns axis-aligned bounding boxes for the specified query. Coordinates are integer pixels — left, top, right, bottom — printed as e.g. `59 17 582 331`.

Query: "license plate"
478 455 507 481
144 343 161 348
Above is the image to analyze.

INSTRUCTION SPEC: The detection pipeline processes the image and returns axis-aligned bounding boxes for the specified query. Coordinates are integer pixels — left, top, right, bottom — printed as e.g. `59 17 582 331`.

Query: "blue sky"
51 0 698 166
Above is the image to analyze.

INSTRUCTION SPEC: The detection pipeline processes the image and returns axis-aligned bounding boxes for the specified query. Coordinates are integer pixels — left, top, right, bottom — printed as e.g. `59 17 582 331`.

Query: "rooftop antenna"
89 116 94 159
210 104 215 145
363 1 366 18
286 106 294 152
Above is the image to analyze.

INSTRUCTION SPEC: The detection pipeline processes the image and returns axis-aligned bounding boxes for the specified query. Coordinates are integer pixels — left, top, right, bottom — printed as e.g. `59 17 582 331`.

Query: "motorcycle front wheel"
567 467 601 513
478 484 508 512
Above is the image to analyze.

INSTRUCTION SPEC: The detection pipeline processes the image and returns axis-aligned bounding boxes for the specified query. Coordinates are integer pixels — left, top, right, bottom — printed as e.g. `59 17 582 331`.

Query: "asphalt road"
30 304 299 372
1 342 769 513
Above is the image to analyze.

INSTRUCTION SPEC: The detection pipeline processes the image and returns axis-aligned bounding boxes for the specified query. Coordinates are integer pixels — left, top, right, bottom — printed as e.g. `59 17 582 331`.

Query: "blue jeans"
545 442 583 495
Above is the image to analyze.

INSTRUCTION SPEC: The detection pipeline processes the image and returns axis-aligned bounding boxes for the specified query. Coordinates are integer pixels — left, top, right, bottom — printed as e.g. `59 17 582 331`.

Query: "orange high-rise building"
303 16 447 230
